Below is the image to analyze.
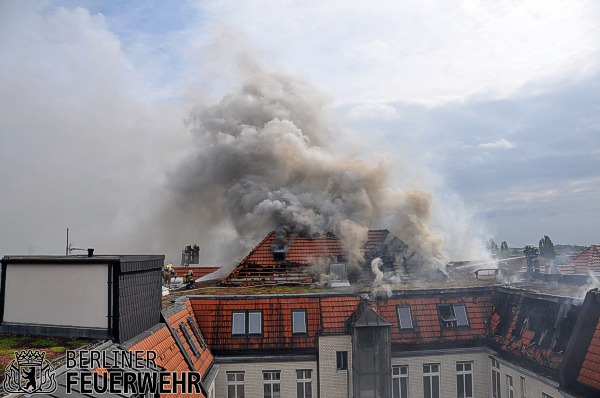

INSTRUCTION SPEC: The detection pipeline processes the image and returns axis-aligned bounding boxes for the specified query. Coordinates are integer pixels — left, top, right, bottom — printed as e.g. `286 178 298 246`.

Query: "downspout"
107 263 112 340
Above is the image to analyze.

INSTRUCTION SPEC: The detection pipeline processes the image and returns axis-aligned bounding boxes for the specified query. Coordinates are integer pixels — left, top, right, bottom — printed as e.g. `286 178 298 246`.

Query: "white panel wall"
3 263 109 328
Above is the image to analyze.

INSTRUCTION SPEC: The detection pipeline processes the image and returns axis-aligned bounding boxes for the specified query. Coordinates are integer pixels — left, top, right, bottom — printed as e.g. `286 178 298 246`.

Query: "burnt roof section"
221 229 411 286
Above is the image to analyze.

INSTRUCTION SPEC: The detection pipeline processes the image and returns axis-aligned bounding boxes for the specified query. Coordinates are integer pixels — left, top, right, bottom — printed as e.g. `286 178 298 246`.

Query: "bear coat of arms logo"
3 349 57 394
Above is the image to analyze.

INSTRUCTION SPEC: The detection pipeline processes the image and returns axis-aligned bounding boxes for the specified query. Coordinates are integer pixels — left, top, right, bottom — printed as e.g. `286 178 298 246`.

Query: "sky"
1 0 599 264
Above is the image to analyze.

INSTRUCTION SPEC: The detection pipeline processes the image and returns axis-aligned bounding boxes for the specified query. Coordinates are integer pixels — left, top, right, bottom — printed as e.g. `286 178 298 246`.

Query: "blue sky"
1 0 599 262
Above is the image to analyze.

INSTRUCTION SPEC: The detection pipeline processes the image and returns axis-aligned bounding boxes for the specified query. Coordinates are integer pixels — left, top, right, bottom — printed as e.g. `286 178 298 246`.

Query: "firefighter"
184 269 195 290
163 263 175 286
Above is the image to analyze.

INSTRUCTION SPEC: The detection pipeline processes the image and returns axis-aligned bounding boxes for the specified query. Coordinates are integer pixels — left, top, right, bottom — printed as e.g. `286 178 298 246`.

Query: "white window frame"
292 309 307 334
491 357 501 398
297 369 312 398
263 371 281 398
227 372 245 398
456 361 473 398
507 375 514 398
520 377 526 398
392 365 409 398
423 363 440 398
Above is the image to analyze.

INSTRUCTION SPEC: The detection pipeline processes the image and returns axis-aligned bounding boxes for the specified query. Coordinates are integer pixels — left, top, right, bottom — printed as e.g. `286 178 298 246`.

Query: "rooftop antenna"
65 228 90 255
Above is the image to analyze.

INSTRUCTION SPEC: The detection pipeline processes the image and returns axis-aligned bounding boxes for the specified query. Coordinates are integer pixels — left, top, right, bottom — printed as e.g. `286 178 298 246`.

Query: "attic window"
292 309 307 334
272 248 287 261
329 263 347 281
179 322 200 357
438 304 469 328
187 317 206 349
397 306 414 330
232 310 262 336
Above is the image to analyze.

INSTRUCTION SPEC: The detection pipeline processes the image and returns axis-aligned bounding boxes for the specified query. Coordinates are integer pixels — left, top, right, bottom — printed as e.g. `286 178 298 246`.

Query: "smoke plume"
157 54 449 272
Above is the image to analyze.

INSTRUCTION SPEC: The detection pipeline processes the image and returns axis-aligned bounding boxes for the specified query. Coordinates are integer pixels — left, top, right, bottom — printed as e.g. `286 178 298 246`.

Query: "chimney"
87 248 94 257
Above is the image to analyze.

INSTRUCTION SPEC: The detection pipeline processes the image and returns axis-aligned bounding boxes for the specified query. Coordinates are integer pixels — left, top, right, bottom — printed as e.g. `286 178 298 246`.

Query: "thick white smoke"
156 55 451 272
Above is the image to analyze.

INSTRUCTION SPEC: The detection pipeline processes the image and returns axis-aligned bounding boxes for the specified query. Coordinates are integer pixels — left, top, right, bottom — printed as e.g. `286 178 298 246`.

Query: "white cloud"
478 138 516 149
345 102 397 121
200 0 600 105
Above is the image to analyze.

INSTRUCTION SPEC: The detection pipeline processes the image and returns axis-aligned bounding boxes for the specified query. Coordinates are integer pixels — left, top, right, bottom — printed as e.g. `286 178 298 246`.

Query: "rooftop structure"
2 237 600 397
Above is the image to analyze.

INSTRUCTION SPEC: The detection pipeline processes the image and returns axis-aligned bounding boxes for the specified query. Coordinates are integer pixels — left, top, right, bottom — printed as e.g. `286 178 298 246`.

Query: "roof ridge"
240 231 277 264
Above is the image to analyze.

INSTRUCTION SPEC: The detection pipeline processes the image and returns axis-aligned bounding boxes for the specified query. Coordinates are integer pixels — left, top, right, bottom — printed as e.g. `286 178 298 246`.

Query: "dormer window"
272 248 287 261
232 310 263 336
329 263 347 281
438 304 469 328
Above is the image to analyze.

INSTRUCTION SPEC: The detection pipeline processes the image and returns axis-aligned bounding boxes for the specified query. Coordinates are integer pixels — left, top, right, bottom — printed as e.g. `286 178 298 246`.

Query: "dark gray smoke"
157 56 448 271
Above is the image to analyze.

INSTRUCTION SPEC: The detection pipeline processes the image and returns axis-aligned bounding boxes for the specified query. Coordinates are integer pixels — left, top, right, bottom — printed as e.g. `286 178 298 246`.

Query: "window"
293 310 307 334
520 377 526 398
507 375 514 398
336 351 348 371
397 306 414 330
297 370 312 398
329 262 347 281
491 358 501 398
227 372 244 398
423 364 440 398
263 371 281 398
456 362 473 398
392 365 408 398
438 304 469 328
187 317 207 349
232 311 262 336
179 323 199 357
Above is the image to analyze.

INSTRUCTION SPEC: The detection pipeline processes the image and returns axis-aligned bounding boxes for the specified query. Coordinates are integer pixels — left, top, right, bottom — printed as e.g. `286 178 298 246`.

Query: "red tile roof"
577 318 600 390
190 294 361 352
127 303 214 398
559 245 600 275
375 293 494 345
190 289 498 353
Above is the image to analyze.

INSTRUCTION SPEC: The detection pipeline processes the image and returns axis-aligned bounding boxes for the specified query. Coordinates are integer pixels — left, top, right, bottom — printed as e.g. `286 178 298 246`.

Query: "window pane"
264 384 271 398
424 377 432 398
393 378 399 398
466 374 473 398
432 376 440 398
293 311 307 333
457 375 464 398
249 312 262 334
454 305 469 326
398 306 413 329
228 385 235 398
400 378 408 398
232 313 246 335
